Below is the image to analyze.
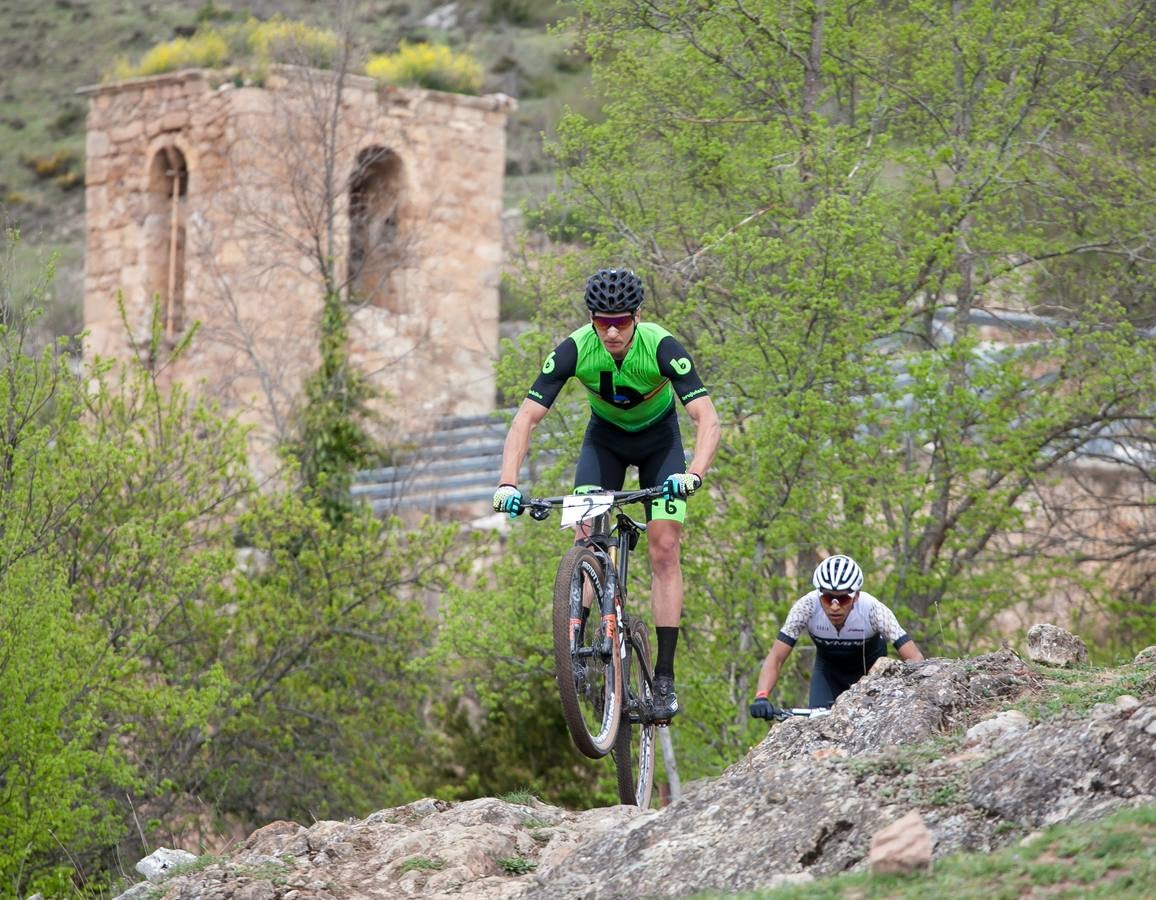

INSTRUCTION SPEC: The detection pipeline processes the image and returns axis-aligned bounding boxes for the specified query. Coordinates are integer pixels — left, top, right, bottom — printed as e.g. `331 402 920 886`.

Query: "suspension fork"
595 545 623 658
580 512 621 659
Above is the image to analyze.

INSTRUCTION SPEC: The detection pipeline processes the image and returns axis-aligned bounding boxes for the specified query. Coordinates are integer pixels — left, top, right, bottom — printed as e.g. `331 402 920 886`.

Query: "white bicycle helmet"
812 555 864 594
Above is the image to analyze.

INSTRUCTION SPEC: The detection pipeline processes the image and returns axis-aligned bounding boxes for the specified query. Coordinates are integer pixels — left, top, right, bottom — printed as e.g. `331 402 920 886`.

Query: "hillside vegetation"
0 0 585 332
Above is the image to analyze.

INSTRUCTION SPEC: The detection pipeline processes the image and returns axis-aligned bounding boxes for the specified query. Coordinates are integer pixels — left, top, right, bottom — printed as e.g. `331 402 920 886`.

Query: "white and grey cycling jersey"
777 590 912 663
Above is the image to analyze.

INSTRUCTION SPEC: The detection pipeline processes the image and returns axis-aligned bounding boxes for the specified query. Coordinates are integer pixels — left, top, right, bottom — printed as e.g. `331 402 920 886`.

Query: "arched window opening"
145 146 188 340
348 146 403 311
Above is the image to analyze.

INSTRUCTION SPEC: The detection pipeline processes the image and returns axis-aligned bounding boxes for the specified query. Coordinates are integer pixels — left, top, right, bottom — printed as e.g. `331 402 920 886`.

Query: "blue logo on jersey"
599 371 644 407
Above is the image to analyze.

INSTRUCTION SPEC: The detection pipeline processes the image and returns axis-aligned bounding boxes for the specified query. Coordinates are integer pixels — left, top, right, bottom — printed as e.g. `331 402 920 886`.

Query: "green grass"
237 858 294 883
498 856 538 875
698 805 1156 899
0 0 196 206
1012 664 1155 722
500 788 538 806
398 856 445 874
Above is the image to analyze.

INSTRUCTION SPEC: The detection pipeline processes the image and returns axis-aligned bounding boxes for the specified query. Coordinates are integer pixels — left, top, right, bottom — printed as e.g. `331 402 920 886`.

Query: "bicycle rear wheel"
614 615 656 808
552 545 623 759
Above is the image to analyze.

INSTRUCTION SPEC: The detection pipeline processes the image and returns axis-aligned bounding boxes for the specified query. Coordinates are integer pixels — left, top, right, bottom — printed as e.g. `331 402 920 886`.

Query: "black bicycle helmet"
584 268 644 314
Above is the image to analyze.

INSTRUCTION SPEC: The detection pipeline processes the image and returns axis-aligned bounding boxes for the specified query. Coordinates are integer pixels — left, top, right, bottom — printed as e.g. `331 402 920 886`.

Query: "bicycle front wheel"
552 545 623 759
614 615 657 808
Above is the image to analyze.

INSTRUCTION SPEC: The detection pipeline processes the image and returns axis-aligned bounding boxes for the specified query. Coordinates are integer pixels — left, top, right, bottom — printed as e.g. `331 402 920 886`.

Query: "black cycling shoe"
649 675 679 725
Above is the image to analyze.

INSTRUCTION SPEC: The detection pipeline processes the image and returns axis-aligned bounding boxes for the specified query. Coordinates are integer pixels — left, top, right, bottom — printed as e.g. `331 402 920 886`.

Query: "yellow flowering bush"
110 32 230 79
248 19 339 70
365 42 484 95
106 18 339 81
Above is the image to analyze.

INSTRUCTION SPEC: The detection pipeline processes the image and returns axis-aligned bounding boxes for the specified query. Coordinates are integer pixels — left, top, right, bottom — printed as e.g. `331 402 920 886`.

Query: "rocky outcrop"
117 647 1156 899
1026 623 1090 667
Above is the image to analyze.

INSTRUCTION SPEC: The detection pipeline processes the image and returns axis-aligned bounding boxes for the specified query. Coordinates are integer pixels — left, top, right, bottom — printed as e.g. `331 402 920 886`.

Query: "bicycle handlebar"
759 703 832 722
524 485 668 520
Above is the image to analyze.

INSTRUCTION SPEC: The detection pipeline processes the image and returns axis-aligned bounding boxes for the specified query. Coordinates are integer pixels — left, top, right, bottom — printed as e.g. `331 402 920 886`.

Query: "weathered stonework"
81 66 514 479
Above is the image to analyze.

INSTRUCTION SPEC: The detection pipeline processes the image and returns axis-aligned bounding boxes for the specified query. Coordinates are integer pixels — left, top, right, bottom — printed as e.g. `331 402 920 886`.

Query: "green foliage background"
0 232 475 896
450 0 1156 799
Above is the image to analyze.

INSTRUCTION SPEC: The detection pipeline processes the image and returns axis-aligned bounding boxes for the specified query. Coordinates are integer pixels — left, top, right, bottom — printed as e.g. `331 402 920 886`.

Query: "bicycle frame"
579 506 648 652
529 487 665 803
529 487 661 664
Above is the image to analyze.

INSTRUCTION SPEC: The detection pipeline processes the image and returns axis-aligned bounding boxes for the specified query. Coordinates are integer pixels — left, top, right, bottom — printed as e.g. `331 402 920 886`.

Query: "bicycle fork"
572 552 625 665
596 551 625 661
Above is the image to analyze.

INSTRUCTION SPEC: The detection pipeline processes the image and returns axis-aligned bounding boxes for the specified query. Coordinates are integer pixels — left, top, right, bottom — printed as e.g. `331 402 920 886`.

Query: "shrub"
498 857 537 875
365 42 484 95
20 149 77 179
134 32 230 77
48 103 85 137
106 18 339 81
196 0 239 24
55 171 84 191
248 18 339 70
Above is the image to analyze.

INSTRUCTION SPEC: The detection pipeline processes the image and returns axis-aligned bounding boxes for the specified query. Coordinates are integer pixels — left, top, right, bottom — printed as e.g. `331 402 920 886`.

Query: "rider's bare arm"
498 398 549 486
755 639 794 697
683 395 721 480
898 640 925 662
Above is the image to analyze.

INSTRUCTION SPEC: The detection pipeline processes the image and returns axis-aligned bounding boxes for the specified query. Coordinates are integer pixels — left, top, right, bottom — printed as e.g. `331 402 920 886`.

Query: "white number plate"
559 493 614 528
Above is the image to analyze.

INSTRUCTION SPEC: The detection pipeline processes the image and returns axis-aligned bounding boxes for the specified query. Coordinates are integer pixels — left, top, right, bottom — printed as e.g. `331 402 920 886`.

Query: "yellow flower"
365 42 483 95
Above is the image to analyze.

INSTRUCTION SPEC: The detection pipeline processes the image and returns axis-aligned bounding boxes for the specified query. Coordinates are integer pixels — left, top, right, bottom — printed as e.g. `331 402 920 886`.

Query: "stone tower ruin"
81 66 514 479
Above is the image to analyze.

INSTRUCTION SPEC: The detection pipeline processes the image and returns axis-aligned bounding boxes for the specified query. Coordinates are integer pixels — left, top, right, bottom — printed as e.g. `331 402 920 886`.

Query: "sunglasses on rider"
591 313 636 331
820 592 854 605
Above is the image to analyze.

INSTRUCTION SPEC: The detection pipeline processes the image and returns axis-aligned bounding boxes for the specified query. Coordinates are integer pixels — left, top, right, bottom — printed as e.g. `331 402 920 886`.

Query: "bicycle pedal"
639 708 671 727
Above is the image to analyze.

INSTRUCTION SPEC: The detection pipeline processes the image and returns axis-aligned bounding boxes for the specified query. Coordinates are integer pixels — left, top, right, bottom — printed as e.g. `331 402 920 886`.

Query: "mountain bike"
525 485 668 808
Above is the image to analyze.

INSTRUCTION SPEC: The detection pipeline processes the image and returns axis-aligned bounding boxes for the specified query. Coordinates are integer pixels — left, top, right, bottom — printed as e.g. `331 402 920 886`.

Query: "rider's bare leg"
647 519 683 627
648 519 683 718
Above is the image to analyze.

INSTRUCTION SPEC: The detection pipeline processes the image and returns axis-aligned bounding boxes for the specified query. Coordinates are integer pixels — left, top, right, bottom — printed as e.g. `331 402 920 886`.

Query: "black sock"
655 626 679 679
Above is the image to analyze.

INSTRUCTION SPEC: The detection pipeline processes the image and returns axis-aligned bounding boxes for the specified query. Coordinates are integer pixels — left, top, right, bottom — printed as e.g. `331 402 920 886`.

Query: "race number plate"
559 493 614 528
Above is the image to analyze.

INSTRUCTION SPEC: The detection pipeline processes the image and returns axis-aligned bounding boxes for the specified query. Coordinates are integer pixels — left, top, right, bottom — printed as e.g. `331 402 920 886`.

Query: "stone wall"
81 66 514 479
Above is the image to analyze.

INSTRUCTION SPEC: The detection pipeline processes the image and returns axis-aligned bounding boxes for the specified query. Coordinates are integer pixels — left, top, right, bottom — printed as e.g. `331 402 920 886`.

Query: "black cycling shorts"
574 404 685 494
809 645 888 708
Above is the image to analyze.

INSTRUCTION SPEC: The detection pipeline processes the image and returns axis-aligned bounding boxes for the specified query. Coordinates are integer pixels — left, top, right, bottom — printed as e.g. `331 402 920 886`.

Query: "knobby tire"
552 545 622 759
614 615 656 807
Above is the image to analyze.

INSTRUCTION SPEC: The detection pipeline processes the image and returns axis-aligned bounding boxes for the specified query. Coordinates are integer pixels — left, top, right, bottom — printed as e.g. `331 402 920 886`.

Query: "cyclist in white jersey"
749 555 924 716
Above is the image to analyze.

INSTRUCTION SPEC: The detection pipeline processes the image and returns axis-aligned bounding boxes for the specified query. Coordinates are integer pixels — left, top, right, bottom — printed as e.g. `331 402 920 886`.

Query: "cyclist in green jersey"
493 268 721 722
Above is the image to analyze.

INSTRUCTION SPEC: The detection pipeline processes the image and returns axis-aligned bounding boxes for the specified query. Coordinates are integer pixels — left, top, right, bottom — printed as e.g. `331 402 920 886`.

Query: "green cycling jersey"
527 322 708 432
